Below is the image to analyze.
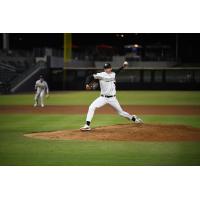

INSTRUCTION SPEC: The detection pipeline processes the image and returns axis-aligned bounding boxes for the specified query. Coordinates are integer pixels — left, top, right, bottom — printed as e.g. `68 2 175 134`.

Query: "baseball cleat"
132 115 143 124
34 103 38 107
41 104 44 107
80 124 91 131
135 117 143 123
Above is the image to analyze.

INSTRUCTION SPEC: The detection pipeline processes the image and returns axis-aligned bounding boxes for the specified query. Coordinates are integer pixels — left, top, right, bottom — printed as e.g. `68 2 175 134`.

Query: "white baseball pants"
86 96 133 122
35 90 45 105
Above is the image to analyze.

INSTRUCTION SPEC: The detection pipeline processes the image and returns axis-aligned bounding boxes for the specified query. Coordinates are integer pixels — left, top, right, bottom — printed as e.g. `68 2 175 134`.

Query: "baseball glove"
86 80 99 90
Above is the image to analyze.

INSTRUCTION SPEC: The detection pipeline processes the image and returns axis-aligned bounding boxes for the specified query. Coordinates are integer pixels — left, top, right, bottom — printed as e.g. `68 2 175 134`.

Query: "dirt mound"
25 124 200 142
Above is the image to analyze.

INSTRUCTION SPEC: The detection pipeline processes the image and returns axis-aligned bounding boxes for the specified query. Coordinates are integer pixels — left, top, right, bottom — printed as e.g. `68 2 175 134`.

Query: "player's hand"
86 84 91 90
123 61 128 68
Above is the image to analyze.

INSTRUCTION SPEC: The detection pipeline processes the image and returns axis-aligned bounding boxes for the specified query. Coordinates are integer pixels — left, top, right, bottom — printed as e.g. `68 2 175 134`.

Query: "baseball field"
0 91 200 165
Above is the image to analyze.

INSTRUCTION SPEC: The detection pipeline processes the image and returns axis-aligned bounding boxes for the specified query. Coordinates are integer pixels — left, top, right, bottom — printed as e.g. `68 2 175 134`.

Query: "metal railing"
10 61 46 91
0 63 16 72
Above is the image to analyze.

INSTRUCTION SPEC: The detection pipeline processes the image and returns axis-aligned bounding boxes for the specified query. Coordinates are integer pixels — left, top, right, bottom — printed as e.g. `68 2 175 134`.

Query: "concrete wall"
49 57 94 68
95 61 177 68
48 55 177 69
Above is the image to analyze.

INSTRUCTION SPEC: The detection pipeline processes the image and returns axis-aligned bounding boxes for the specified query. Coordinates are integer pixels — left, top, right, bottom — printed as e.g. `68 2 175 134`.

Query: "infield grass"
0 114 200 166
0 91 200 166
0 91 200 105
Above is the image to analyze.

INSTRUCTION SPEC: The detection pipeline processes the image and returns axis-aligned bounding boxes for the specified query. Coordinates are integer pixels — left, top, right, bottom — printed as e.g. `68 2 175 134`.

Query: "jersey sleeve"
93 72 103 80
115 66 124 75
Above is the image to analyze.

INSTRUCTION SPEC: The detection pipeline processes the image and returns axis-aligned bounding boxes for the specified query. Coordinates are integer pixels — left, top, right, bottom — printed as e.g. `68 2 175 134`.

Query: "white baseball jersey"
85 69 133 123
35 80 49 94
93 72 116 96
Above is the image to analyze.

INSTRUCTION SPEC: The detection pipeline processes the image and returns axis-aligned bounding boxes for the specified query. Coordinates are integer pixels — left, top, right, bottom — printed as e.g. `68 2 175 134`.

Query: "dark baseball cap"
104 63 111 69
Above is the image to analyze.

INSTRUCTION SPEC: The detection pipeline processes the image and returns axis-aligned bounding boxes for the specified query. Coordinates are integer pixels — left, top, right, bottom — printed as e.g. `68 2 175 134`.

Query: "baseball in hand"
123 61 128 67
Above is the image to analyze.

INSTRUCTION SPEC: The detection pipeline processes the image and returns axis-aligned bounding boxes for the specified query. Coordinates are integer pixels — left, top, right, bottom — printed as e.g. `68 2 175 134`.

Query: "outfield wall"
49 67 200 91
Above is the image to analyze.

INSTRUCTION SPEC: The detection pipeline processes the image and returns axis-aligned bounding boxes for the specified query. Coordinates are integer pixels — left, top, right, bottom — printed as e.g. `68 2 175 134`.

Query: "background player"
80 61 143 131
34 75 49 107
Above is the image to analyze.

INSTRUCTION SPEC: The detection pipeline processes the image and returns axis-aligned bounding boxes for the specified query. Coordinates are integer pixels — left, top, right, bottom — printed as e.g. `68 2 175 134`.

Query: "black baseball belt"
101 95 116 98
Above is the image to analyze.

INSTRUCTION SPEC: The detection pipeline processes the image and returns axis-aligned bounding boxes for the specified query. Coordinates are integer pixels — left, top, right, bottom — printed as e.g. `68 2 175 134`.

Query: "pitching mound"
25 124 200 142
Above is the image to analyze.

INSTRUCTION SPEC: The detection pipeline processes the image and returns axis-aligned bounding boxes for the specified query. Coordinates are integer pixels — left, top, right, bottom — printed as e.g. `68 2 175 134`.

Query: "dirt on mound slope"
25 124 200 142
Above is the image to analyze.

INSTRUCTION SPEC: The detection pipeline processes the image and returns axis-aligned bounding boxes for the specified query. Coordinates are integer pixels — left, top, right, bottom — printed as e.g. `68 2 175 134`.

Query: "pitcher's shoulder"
97 72 107 77
112 72 116 76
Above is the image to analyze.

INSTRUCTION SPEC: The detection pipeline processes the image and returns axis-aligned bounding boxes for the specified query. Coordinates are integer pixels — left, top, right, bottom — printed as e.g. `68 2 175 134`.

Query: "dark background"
0 33 200 93
0 33 200 62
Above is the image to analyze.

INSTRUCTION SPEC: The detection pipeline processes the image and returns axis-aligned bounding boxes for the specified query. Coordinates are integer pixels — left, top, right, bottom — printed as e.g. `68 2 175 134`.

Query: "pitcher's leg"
109 97 143 123
80 97 107 131
108 97 133 120
86 97 107 122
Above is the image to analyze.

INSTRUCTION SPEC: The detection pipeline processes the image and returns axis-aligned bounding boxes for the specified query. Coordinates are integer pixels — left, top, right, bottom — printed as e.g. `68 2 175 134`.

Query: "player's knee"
89 104 96 111
117 110 124 116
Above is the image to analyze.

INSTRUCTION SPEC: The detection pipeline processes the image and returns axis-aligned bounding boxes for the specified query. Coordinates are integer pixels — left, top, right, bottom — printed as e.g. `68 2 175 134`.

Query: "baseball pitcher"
34 75 49 107
80 61 143 131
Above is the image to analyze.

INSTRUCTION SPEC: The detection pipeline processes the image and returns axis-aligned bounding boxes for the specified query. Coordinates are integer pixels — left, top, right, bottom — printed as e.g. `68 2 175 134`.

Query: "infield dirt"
1 105 200 115
25 124 200 142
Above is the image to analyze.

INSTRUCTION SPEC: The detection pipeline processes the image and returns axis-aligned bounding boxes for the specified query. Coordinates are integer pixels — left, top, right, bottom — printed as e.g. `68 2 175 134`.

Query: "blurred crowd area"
0 45 200 93
71 44 175 62
0 43 176 65
0 45 178 72
0 49 35 72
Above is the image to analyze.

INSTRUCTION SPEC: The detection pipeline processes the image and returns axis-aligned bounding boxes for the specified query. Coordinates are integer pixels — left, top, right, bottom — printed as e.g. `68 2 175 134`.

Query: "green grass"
0 91 200 165
0 114 200 166
0 91 200 105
